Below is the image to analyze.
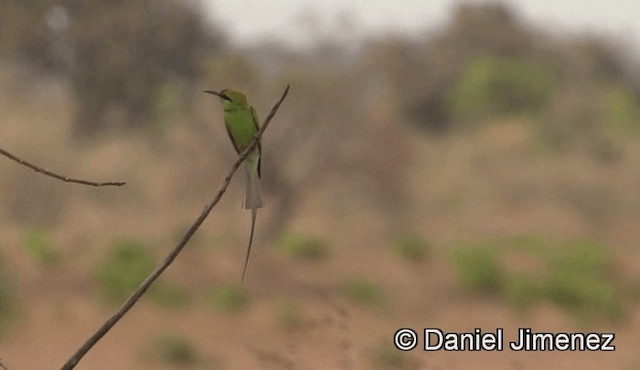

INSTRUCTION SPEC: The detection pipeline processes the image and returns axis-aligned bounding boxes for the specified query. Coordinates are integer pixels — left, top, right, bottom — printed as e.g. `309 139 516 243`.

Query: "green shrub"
341 278 384 306
538 83 630 160
551 239 612 274
372 340 408 369
95 239 154 303
22 227 60 267
503 272 542 311
450 235 626 321
207 283 250 313
391 234 430 262
546 239 622 321
449 55 557 122
0 251 17 336
451 243 503 294
601 85 640 133
276 232 328 261
152 335 200 366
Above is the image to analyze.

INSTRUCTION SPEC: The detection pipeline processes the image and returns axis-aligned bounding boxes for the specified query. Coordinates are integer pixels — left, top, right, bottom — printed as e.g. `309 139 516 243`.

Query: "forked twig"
0 147 125 187
60 85 290 370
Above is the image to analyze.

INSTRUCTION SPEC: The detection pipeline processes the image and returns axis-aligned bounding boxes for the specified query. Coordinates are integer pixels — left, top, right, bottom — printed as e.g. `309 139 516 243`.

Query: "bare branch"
60 85 290 370
0 147 125 187
0 357 8 370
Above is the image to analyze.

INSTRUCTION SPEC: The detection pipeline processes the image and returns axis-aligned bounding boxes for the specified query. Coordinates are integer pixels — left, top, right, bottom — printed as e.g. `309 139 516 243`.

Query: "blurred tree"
436 3 536 57
540 36 640 158
266 96 412 239
395 1 640 147
0 1 58 71
261 72 413 239
65 0 224 137
601 84 640 133
566 38 628 83
448 55 557 122
0 0 224 137
405 2 552 131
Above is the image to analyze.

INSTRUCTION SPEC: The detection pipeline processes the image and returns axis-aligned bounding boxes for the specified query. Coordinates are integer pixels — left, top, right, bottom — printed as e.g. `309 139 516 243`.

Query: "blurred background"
1 0 639 368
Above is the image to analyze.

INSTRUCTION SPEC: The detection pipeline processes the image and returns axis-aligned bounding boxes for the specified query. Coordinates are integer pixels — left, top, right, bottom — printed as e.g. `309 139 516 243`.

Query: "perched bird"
205 89 263 281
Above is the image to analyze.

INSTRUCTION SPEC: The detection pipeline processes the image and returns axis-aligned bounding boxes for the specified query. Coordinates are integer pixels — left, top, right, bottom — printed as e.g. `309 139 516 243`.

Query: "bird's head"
204 89 249 109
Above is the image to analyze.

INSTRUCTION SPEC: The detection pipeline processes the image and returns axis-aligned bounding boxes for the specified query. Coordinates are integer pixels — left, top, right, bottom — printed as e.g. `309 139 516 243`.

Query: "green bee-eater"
205 89 263 281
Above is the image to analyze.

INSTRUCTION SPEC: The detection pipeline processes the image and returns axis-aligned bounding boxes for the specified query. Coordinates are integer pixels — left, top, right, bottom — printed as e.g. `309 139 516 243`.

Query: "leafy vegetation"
341 278 384 307
372 339 410 369
601 84 640 133
0 251 17 336
449 55 557 122
0 0 224 137
207 283 251 313
22 227 61 267
150 335 201 366
95 239 155 303
390 234 430 262
450 235 627 321
545 239 623 321
452 242 504 294
276 232 329 261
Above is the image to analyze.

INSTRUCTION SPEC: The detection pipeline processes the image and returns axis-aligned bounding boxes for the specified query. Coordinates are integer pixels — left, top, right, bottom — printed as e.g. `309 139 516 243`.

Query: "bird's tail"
241 207 257 281
242 157 261 281
244 161 263 210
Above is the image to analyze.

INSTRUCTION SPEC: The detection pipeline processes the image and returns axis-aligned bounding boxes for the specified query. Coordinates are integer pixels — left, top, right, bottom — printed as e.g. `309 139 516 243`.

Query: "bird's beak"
204 90 232 102
204 90 223 98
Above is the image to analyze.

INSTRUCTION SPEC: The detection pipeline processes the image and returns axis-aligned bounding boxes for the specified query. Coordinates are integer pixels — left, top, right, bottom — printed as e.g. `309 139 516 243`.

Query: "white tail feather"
244 164 263 210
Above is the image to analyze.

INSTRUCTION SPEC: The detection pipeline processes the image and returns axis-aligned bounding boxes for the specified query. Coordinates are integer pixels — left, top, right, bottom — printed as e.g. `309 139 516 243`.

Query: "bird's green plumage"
205 88 263 281
222 95 257 149
218 89 262 179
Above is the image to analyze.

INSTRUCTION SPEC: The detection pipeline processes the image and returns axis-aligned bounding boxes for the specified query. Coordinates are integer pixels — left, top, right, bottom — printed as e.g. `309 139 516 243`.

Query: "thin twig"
0 357 8 370
0 147 125 187
60 85 290 370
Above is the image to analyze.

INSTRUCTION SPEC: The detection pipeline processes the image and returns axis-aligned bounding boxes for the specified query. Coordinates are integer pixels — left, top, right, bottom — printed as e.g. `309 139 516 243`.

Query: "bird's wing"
250 106 262 177
224 120 242 155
